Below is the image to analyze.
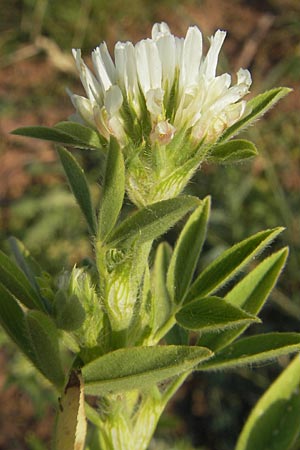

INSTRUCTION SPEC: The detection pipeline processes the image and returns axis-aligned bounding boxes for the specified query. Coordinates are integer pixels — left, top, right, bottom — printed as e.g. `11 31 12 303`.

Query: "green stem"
152 316 176 344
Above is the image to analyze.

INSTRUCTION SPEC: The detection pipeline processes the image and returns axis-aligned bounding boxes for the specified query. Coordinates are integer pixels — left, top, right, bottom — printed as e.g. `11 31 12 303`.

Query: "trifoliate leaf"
199 248 288 352
185 227 284 303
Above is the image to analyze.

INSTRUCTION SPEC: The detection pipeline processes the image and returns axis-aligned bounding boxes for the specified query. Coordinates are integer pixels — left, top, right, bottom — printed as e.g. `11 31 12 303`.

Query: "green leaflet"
226 247 288 310
12 122 103 149
8 238 54 323
54 121 103 148
199 248 288 351
198 333 300 371
98 137 125 240
219 87 291 142
167 197 210 304
0 249 45 310
236 355 300 450
106 196 200 247
185 227 284 303
82 345 212 396
0 283 36 361
207 139 258 163
151 242 173 332
57 146 97 235
25 310 65 389
175 296 260 332
8 236 42 295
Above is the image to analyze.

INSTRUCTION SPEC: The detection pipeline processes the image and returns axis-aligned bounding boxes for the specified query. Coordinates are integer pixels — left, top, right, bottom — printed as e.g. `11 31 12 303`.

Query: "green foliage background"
0 0 300 449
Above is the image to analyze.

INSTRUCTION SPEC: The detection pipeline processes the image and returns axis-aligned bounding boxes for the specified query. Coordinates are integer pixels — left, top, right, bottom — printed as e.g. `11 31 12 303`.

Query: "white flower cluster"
70 22 251 147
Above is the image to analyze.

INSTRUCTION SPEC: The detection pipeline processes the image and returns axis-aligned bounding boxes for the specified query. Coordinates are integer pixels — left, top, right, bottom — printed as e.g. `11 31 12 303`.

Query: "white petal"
156 34 176 89
93 105 110 139
237 68 252 87
104 85 123 116
135 39 162 94
108 116 126 143
201 73 231 109
99 42 116 83
181 26 203 86
115 41 137 93
152 22 171 40
211 81 249 113
174 87 202 129
224 101 246 125
175 37 184 67
145 88 164 116
92 46 113 91
72 49 102 102
70 94 96 128
201 30 226 80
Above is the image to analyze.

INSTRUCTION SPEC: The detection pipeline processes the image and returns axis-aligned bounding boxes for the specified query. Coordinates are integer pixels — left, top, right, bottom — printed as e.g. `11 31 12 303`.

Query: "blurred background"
0 0 300 449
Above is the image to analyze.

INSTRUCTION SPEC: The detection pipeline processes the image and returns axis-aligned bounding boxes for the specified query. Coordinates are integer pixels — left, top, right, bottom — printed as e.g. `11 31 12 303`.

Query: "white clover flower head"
69 22 251 148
